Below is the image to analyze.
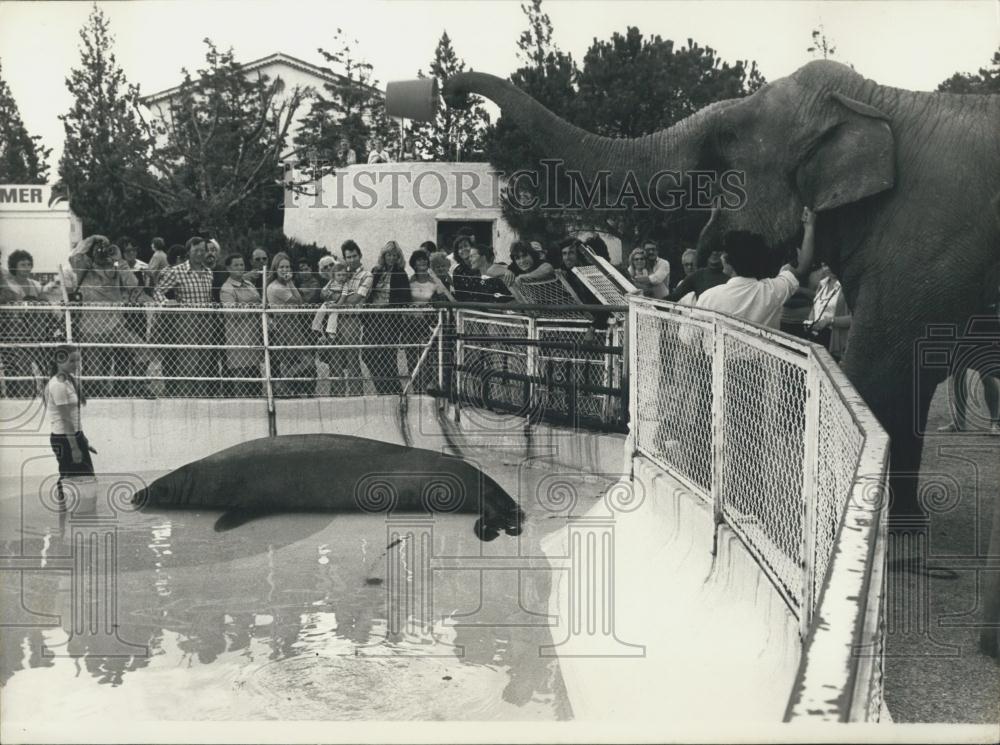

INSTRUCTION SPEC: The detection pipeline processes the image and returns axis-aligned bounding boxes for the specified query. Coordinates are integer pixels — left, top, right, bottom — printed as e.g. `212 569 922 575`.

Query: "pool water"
1 459 616 722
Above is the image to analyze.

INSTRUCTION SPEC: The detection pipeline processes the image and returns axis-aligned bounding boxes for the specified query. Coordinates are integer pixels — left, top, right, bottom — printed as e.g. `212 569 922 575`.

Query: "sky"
0 0 998 173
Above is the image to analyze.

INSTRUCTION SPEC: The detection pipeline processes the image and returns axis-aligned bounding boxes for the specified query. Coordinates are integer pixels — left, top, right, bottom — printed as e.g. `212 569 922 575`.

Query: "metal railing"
453 309 626 431
0 301 627 431
627 295 889 722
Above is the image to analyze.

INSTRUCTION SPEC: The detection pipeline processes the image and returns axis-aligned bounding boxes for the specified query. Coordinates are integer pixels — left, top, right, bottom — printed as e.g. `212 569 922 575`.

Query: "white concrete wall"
540 454 801 721
283 162 519 266
0 396 622 479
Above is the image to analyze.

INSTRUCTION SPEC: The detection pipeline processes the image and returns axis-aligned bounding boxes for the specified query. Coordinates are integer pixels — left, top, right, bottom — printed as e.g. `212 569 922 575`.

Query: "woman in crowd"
466 243 513 303
312 259 351 395
428 252 455 301
364 241 412 394
404 248 440 391
67 237 154 398
336 137 358 167
295 256 323 305
2 249 52 396
219 253 263 397
803 263 851 360
626 247 650 293
43 345 97 505
507 240 555 287
450 234 480 302
266 252 312 396
6 250 44 301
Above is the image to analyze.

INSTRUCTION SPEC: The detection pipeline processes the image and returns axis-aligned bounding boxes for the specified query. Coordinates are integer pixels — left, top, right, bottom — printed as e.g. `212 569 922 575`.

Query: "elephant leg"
842 321 943 519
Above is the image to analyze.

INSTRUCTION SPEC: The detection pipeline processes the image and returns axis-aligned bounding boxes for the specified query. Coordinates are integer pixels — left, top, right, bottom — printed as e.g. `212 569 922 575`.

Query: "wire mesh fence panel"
509 277 590 320
719 330 810 612
0 304 67 397
536 322 613 424
632 305 715 496
813 372 866 608
268 306 440 398
455 311 531 412
573 266 630 307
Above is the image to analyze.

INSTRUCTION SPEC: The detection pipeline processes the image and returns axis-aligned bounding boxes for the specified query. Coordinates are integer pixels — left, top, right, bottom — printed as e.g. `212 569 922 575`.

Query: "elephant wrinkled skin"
441 60 1000 655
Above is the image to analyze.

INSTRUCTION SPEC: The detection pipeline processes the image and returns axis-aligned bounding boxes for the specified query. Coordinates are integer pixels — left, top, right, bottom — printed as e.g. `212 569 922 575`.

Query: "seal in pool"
131 434 525 540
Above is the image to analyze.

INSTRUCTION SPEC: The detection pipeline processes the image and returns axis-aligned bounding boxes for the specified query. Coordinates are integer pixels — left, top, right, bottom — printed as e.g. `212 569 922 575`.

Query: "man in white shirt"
697 207 817 329
630 240 671 299
367 137 392 164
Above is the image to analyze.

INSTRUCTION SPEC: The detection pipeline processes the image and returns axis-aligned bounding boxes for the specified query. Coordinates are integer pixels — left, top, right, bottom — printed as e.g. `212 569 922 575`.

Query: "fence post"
453 310 463 423
526 316 538 420
799 361 820 639
58 264 73 342
624 301 638 479
709 318 726 552
602 318 616 425
259 266 276 436
437 308 445 392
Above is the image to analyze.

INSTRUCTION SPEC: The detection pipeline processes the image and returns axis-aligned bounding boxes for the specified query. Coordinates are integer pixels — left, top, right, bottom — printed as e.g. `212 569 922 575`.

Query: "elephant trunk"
444 72 710 202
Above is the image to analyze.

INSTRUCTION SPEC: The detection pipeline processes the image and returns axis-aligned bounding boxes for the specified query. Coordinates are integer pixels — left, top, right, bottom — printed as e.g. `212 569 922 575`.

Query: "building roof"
141 51 381 105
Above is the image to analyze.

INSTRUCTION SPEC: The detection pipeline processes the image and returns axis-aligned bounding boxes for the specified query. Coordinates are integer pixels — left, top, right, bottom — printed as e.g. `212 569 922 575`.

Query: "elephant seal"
132 434 524 540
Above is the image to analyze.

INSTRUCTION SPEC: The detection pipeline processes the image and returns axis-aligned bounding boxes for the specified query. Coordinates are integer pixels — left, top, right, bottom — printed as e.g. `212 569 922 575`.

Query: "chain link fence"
453 309 627 430
628 295 889 722
0 302 443 401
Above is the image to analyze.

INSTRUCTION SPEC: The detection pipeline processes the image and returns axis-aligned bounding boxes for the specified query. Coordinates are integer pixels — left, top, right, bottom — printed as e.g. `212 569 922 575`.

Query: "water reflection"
2 472 574 719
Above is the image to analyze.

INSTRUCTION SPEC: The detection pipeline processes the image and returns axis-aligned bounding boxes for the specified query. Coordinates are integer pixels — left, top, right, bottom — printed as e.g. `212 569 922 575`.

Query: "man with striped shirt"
154 237 216 395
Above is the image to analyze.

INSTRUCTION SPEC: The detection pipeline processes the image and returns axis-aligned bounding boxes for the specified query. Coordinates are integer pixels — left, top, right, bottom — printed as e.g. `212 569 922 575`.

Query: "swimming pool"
0 396 622 723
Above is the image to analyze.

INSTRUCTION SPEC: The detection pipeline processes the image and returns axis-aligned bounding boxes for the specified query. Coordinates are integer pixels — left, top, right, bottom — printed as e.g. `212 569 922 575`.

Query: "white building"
0 184 83 273
140 51 382 158
283 161 623 267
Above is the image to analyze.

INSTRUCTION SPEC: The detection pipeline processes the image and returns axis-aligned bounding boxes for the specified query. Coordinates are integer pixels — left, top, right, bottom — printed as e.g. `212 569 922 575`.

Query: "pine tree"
485 0 578 244
409 31 491 162
292 29 391 170
0 59 51 184
135 39 304 243
58 4 157 237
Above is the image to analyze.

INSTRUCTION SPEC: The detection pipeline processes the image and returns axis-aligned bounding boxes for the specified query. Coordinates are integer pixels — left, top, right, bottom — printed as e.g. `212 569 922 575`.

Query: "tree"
938 47 1000 94
58 4 157 237
0 60 51 183
292 29 391 169
485 6 766 254
135 40 304 244
485 0 579 245
409 31 491 162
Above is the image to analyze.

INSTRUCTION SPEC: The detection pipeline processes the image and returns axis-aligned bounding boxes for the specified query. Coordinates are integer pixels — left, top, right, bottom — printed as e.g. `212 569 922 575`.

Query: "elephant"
432 60 1000 654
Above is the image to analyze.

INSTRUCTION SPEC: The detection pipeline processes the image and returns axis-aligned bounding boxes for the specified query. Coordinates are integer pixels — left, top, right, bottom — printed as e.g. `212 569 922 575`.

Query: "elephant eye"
715 128 739 149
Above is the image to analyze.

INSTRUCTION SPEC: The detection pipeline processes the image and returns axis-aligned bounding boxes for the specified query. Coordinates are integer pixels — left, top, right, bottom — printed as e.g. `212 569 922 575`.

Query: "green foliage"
292 29 392 167
409 31 491 162
938 48 1000 94
58 4 157 237
485 1 766 254
137 39 303 245
0 59 51 184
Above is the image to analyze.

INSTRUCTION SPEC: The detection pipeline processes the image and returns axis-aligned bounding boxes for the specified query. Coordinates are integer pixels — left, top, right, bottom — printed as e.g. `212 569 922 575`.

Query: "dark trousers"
363 314 401 395
50 432 96 500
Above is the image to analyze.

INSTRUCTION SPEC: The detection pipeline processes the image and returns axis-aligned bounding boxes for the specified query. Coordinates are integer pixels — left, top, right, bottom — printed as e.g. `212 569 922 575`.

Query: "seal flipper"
214 510 268 532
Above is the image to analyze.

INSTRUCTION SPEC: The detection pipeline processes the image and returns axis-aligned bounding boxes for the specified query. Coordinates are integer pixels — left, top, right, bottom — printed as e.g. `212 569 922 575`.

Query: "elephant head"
443 60 895 274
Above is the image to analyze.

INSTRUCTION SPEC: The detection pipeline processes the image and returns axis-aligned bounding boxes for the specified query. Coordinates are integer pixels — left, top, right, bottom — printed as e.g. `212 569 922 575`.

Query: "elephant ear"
796 92 895 211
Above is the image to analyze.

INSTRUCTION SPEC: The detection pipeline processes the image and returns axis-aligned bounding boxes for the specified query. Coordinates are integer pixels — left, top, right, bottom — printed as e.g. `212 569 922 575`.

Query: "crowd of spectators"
0 214 863 398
